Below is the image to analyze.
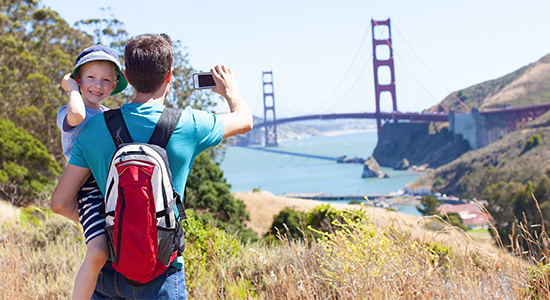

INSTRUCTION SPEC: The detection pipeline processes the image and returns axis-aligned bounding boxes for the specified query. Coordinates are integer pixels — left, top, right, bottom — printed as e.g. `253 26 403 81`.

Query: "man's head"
73 44 128 96
124 34 174 94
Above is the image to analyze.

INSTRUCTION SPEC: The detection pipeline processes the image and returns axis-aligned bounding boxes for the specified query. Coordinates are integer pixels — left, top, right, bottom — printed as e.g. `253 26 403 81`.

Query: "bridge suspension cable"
392 22 470 112
319 55 373 114
309 22 373 114
275 80 312 116
393 54 449 113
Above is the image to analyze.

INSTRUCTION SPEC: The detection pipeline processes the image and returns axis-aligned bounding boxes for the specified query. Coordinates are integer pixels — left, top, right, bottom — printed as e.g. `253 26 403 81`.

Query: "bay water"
219 131 421 197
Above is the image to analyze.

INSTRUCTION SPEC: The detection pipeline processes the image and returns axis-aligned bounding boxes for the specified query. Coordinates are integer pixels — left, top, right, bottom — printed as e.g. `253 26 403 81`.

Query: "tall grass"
1 205 548 299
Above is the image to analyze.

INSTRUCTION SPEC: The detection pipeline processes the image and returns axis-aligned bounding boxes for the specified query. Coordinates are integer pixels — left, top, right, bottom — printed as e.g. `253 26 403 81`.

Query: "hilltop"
407 54 550 197
427 54 550 113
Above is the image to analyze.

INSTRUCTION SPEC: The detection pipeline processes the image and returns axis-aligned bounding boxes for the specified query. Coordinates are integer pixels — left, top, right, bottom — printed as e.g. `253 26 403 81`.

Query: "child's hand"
61 73 79 92
211 65 240 100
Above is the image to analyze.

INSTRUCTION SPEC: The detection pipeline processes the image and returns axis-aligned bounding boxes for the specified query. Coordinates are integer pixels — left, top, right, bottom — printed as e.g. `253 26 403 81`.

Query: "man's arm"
50 164 91 223
211 65 253 139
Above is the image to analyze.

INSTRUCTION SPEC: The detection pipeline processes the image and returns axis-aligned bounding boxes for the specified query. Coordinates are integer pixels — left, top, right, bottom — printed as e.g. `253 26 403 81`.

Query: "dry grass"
0 203 547 299
0 210 85 300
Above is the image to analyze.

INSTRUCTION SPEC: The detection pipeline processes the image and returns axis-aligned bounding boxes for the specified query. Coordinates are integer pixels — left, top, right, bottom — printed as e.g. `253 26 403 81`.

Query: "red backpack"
103 107 185 286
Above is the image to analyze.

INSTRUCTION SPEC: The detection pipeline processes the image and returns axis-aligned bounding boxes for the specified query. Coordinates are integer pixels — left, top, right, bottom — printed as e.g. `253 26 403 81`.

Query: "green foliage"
267 204 370 242
19 206 54 228
306 204 368 234
524 134 542 153
525 263 550 299
484 176 550 254
182 211 241 291
423 241 455 267
444 212 468 231
432 177 444 191
269 207 306 240
0 0 94 163
0 117 61 206
186 152 257 242
348 199 362 205
416 195 439 216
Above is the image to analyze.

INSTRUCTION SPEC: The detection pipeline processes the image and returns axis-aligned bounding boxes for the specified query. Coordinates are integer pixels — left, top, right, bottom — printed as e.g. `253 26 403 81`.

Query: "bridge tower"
263 71 278 146
372 18 398 137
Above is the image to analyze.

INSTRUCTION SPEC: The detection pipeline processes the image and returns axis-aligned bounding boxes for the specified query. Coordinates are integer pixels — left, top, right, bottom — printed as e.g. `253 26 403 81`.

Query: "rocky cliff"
372 122 471 169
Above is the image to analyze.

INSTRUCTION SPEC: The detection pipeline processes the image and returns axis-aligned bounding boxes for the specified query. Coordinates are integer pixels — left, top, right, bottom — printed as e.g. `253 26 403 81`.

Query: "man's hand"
211 65 240 100
212 65 254 139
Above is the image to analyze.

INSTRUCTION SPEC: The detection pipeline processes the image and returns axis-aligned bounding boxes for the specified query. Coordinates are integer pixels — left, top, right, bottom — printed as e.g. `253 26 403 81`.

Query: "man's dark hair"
124 34 174 93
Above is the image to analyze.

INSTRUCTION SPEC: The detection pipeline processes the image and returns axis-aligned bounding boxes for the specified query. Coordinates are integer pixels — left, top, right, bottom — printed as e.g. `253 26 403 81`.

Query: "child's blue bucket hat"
73 44 128 96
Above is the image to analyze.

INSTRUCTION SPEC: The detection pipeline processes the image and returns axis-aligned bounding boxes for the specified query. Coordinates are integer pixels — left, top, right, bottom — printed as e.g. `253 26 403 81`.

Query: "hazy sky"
41 0 550 118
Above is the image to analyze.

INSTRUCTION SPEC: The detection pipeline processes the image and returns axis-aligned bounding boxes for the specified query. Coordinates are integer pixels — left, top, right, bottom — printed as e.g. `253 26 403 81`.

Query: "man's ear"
124 70 132 85
166 69 172 83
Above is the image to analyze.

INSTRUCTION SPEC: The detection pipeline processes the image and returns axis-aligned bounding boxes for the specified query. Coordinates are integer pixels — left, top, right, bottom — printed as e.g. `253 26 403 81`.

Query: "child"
56 44 127 300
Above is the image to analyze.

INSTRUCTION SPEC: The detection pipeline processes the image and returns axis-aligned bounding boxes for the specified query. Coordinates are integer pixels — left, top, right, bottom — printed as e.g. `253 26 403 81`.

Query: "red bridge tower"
263 71 278 146
372 18 398 136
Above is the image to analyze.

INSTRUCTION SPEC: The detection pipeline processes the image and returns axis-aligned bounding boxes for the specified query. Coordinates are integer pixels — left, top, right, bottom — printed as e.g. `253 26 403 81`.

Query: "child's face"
76 61 118 109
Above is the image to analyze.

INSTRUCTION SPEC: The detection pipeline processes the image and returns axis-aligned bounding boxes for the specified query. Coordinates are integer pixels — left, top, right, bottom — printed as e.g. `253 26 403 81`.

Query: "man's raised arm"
210 65 253 138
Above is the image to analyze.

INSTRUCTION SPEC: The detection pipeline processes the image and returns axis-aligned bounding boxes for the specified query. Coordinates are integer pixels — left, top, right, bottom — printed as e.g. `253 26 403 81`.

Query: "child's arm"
61 73 86 127
50 164 91 223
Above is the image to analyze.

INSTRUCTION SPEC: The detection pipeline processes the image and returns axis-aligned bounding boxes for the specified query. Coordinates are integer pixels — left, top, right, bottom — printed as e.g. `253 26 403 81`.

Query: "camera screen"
198 74 215 87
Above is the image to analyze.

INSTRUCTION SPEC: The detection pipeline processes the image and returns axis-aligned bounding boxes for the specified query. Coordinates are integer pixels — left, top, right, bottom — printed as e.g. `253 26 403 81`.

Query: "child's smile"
77 61 118 109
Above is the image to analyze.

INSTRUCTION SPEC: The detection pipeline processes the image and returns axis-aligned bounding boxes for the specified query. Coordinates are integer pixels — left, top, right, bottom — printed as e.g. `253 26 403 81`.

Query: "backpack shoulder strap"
148 107 183 148
104 109 133 146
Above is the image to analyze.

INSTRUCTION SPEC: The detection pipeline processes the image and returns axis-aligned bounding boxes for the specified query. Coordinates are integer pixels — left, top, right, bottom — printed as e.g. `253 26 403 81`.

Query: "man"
50 33 253 299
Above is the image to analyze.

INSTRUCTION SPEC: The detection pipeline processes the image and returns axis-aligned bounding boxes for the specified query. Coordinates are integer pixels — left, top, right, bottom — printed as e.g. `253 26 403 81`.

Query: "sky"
41 0 550 118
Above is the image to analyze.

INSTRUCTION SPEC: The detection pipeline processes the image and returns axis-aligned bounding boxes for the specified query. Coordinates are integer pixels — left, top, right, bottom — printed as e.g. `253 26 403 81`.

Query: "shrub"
525 263 550 299
416 195 439 216
0 117 61 206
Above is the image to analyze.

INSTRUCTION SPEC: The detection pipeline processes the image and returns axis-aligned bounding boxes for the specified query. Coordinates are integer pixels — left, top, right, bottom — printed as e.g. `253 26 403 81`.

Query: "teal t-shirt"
70 102 224 196
69 102 225 268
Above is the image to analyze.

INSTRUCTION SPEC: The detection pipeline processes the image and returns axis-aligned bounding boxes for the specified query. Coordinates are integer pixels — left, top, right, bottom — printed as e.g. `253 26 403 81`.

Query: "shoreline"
277 128 376 143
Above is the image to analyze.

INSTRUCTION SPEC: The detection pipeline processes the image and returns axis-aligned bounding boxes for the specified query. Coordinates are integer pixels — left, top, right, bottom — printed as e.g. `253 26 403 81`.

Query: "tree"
416 195 439 216
484 177 550 257
269 207 305 240
0 0 93 164
185 152 256 242
0 117 61 206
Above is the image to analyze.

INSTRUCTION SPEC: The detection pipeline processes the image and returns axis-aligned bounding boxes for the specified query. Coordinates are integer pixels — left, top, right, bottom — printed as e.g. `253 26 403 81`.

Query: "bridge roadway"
254 103 550 127
255 112 448 127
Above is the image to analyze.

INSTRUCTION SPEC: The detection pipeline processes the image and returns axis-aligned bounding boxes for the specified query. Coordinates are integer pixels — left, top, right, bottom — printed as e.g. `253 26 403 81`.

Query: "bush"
445 212 468 231
182 211 241 292
269 207 305 240
0 117 62 206
416 195 439 216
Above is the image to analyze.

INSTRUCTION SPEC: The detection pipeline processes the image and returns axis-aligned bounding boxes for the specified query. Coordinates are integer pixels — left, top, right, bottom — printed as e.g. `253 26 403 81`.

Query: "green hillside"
409 126 550 198
428 54 550 113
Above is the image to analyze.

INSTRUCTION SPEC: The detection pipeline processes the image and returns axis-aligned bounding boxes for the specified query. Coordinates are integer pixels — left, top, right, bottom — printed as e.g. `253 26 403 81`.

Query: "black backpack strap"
148 107 182 148
104 109 133 146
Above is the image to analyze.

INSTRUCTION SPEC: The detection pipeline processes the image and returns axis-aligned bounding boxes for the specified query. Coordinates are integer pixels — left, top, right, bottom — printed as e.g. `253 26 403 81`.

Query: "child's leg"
72 234 109 300
73 174 107 300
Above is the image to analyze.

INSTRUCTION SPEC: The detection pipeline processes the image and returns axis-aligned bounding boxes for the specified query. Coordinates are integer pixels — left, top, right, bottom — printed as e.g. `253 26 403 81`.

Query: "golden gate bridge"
253 19 550 148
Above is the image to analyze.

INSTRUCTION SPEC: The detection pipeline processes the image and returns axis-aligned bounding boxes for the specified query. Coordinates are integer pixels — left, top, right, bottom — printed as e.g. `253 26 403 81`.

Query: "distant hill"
251 116 375 141
427 54 550 113
403 54 550 198
408 124 550 199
